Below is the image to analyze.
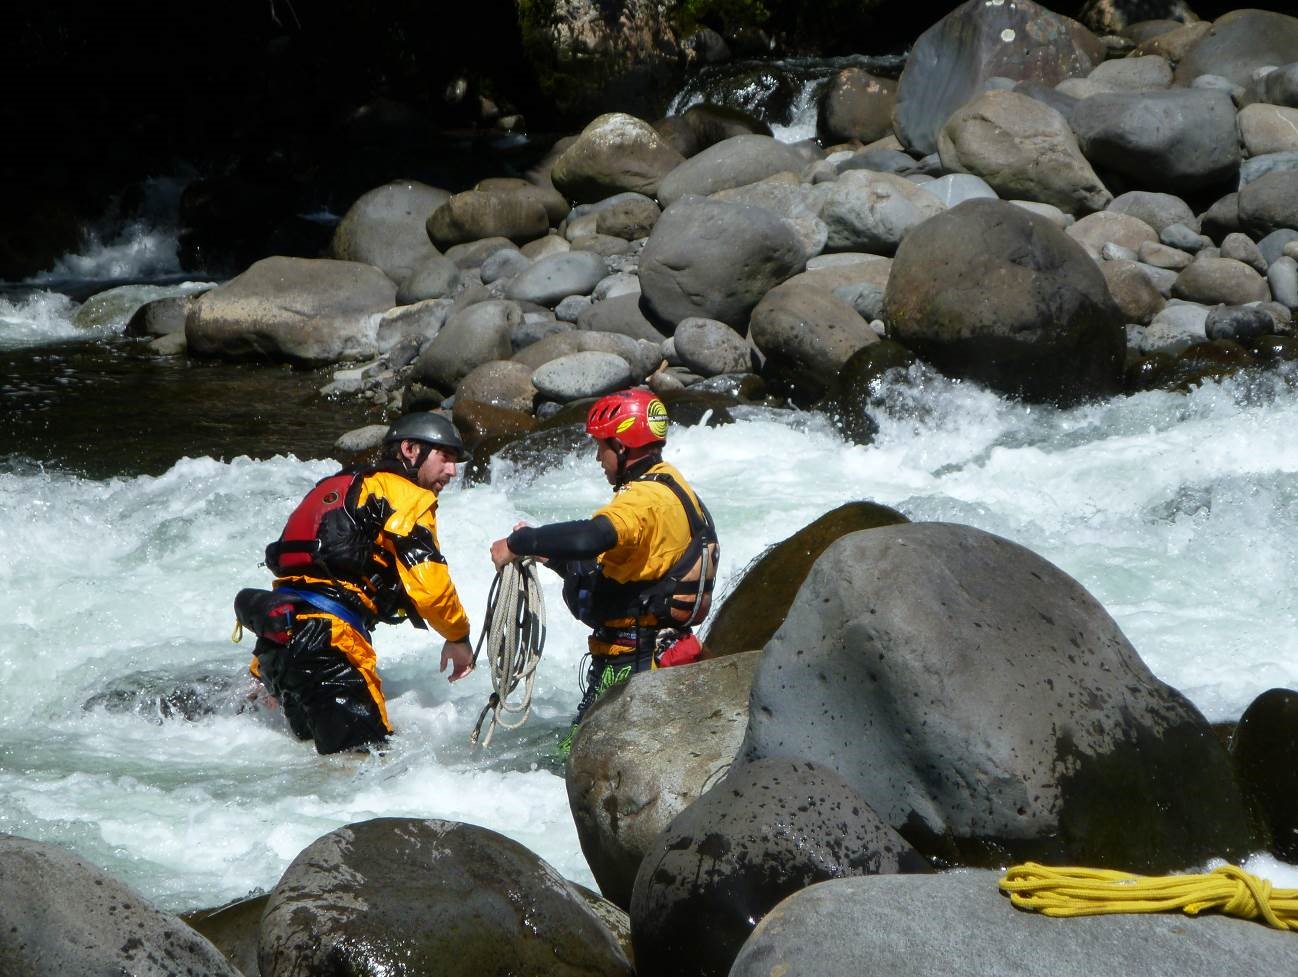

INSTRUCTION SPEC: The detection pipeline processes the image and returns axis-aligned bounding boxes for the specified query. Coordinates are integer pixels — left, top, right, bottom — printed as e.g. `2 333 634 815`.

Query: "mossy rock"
704 500 908 658
518 0 687 125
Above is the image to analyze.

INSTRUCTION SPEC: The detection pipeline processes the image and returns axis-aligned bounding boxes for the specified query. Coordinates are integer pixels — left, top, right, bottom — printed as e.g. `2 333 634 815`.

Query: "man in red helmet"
490 388 719 748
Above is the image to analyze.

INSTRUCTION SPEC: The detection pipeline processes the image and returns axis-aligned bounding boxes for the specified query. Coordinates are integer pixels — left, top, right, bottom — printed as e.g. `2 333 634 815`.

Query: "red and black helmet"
585 389 669 448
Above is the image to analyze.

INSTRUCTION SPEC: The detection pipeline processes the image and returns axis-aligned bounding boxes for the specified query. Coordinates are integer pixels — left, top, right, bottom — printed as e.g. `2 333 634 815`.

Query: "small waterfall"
666 53 906 143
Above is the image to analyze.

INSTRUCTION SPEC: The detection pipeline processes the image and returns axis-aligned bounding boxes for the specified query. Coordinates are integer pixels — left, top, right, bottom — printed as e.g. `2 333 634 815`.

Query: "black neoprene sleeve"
507 516 618 560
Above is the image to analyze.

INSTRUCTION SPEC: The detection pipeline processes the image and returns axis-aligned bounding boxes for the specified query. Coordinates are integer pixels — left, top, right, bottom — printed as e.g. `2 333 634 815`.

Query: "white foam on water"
4 367 1298 908
0 291 85 348
33 222 181 283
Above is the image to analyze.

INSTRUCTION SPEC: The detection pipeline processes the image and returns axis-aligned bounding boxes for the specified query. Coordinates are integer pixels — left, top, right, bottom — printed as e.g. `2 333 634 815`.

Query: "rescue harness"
562 468 719 638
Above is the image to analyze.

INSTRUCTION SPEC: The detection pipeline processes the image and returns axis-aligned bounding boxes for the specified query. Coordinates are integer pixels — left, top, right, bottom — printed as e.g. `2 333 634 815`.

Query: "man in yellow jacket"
236 412 473 754
490 389 718 746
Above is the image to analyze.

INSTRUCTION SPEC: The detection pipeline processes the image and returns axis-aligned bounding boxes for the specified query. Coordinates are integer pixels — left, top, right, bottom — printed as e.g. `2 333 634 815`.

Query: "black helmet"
383 412 465 458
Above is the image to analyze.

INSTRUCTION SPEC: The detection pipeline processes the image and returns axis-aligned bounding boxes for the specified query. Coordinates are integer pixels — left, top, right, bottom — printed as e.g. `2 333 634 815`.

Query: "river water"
4 178 1298 914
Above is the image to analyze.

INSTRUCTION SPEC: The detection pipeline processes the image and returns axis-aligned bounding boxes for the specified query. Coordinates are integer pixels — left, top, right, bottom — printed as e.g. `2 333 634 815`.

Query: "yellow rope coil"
999 862 1298 932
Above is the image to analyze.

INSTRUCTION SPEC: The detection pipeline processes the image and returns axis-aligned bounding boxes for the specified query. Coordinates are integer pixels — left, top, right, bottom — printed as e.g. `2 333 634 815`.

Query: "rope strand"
468 559 546 748
999 862 1298 932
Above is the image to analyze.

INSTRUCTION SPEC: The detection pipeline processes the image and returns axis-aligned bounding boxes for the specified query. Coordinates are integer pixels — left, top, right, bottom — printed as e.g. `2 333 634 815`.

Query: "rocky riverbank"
121 3 1298 475
7 1 1298 975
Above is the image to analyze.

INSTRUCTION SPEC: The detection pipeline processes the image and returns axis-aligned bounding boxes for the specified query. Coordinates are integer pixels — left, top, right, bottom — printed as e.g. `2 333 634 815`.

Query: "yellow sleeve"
369 473 471 642
398 531 471 642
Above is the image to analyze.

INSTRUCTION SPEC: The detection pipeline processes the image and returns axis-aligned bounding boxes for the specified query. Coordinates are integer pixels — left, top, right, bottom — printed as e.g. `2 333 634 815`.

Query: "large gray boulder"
883 199 1125 404
817 68 898 145
186 256 393 366
504 250 608 307
531 350 635 401
817 169 946 256
711 173 830 260
739 522 1259 870
329 179 449 284
629 759 930 977
1106 190 1198 234
748 278 879 403
576 293 667 343
426 187 550 248
1171 257 1270 305
937 90 1110 215
729 871 1298 977
259 818 631 977
414 299 520 390
673 317 753 376
638 197 806 333
894 0 1101 156
512 328 662 381
656 134 807 208
1071 89 1241 193
567 652 760 910
0 833 241 977
1173 9 1298 89
1238 169 1298 238
551 113 686 204
1261 62 1298 108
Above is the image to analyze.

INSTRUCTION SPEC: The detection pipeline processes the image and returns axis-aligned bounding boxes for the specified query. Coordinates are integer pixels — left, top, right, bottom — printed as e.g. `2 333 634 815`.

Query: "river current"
3 185 1297 913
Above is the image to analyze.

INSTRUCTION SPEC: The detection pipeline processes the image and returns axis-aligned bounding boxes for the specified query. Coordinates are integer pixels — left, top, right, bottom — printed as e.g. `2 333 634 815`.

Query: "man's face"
409 442 459 493
594 438 620 486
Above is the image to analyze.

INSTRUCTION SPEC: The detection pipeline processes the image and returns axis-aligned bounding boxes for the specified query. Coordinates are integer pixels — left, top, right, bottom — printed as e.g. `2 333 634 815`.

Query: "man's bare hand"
439 639 474 682
490 537 517 571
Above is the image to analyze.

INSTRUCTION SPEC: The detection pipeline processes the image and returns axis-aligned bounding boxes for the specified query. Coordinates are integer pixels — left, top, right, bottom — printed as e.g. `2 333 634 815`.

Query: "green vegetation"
674 0 771 36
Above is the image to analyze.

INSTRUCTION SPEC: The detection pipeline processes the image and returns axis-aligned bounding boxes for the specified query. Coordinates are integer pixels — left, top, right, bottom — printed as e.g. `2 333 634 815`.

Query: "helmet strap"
614 446 660 488
399 440 435 479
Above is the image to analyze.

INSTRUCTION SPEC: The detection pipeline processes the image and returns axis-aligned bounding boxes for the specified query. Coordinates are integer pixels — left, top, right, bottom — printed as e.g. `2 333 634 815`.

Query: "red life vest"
264 471 367 577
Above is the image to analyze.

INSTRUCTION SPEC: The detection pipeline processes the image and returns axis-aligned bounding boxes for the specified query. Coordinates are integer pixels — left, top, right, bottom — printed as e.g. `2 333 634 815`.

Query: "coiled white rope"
469 558 546 747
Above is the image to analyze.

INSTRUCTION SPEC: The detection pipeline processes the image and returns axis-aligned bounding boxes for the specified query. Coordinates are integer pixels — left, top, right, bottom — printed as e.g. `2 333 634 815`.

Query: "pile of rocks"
132 1 1298 458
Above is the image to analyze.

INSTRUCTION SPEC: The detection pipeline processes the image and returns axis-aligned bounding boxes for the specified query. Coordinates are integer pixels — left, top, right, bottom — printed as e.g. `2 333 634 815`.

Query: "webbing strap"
275 586 372 640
